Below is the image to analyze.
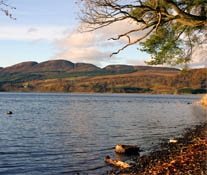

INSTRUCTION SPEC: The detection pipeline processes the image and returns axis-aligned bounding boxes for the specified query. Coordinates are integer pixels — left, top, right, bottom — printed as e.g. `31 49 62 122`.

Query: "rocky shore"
106 122 207 175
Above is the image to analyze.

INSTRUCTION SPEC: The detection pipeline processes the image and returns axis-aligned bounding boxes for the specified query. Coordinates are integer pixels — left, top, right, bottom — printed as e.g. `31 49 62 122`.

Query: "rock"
7 111 13 115
115 144 140 155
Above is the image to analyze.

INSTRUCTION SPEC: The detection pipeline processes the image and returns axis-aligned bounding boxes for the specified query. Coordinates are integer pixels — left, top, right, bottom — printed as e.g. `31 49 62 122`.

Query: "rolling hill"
0 60 101 73
0 61 38 73
0 59 206 94
0 60 178 74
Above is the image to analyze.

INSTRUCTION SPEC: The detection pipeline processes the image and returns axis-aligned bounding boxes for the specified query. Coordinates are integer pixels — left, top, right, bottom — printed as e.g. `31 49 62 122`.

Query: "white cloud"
27 28 38 33
190 44 207 68
55 46 111 67
0 21 152 67
56 32 97 48
0 26 68 41
53 20 144 66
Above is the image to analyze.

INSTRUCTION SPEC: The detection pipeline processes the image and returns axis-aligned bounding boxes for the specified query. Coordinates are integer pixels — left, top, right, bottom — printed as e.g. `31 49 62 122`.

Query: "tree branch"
0 0 16 20
77 0 207 65
110 26 156 56
156 12 162 32
165 0 207 22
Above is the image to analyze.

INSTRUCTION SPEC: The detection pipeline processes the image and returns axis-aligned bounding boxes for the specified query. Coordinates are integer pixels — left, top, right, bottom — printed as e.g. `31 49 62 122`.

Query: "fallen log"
104 155 131 169
169 139 178 143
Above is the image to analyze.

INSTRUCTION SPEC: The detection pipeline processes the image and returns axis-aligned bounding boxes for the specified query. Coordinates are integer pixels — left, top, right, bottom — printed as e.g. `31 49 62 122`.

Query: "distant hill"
0 66 206 94
31 60 74 72
70 63 100 72
0 60 178 74
0 60 74 73
0 61 38 73
0 60 102 73
103 64 179 72
133 65 179 71
103 65 135 72
0 59 206 94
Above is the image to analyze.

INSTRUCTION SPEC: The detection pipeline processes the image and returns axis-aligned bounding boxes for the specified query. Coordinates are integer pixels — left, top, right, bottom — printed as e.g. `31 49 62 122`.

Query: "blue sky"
0 0 151 68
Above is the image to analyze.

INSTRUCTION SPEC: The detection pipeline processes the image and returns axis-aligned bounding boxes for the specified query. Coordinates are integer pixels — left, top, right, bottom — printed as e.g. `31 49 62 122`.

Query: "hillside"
0 60 75 73
0 60 102 73
31 60 74 72
0 60 178 73
0 60 179 82
0 61 38 73
0 60 206 94
70 63 100 72
104 65 178 72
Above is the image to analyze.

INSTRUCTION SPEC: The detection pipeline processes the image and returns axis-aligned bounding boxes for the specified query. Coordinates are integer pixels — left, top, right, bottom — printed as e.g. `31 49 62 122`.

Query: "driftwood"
104 156 131 169
169 139 178 143
115 144 140 155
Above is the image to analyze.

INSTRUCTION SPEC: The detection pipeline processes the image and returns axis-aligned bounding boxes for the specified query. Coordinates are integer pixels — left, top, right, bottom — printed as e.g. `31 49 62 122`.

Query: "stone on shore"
7 111 13 115
115 144 140 155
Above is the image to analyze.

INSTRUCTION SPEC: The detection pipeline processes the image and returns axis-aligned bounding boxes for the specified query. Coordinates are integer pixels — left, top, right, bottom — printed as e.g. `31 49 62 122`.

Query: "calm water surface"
0 93 204 174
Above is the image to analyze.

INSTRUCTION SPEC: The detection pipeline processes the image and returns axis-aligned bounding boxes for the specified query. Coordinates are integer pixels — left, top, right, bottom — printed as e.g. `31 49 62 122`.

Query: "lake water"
0 93 205 174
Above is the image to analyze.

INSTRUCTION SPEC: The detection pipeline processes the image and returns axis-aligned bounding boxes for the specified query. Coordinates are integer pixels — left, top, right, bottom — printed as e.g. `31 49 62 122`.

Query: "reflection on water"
0 93 204 174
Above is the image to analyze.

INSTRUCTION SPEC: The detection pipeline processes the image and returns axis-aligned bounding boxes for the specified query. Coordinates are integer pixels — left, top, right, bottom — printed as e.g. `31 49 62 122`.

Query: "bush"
178 88 207 94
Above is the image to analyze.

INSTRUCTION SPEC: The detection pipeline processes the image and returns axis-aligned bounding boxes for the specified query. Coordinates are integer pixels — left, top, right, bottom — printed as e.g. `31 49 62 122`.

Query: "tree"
0 0 16 20
77 0 207 65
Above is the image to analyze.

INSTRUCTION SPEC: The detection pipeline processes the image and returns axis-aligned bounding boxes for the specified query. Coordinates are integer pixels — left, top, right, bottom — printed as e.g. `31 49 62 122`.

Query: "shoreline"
106 122 207 175
0 91 205 96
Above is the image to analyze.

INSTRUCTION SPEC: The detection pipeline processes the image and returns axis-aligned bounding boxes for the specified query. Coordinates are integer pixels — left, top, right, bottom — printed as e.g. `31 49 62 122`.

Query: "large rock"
115 144 140 155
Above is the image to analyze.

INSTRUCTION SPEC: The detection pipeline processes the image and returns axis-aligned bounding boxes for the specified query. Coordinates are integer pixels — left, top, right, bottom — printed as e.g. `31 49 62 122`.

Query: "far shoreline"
0 90 206 96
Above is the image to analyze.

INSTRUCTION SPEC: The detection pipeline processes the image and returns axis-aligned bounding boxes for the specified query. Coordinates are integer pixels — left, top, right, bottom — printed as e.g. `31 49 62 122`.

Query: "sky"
0 0 206 68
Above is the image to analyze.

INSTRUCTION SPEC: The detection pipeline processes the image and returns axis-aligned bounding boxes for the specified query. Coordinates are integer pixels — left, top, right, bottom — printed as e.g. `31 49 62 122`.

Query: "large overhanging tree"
0 0 16 19
77 0 207 65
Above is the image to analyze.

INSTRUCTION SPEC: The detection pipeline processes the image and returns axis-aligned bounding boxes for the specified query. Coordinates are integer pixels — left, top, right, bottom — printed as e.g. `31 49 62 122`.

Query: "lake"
0 93 204 174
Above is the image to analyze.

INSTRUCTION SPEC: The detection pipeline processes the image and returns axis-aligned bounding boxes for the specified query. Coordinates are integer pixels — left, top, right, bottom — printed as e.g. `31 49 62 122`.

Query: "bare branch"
110 26 156 56
108 24 152 41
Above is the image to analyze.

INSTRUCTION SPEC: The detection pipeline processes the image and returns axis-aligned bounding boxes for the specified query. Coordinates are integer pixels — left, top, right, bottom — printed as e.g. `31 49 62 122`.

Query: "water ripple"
0 93 202 174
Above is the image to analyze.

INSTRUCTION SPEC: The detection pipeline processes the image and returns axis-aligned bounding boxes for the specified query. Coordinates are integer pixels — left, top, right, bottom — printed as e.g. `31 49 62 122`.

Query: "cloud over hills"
1 22 206 68
53 20 141 67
